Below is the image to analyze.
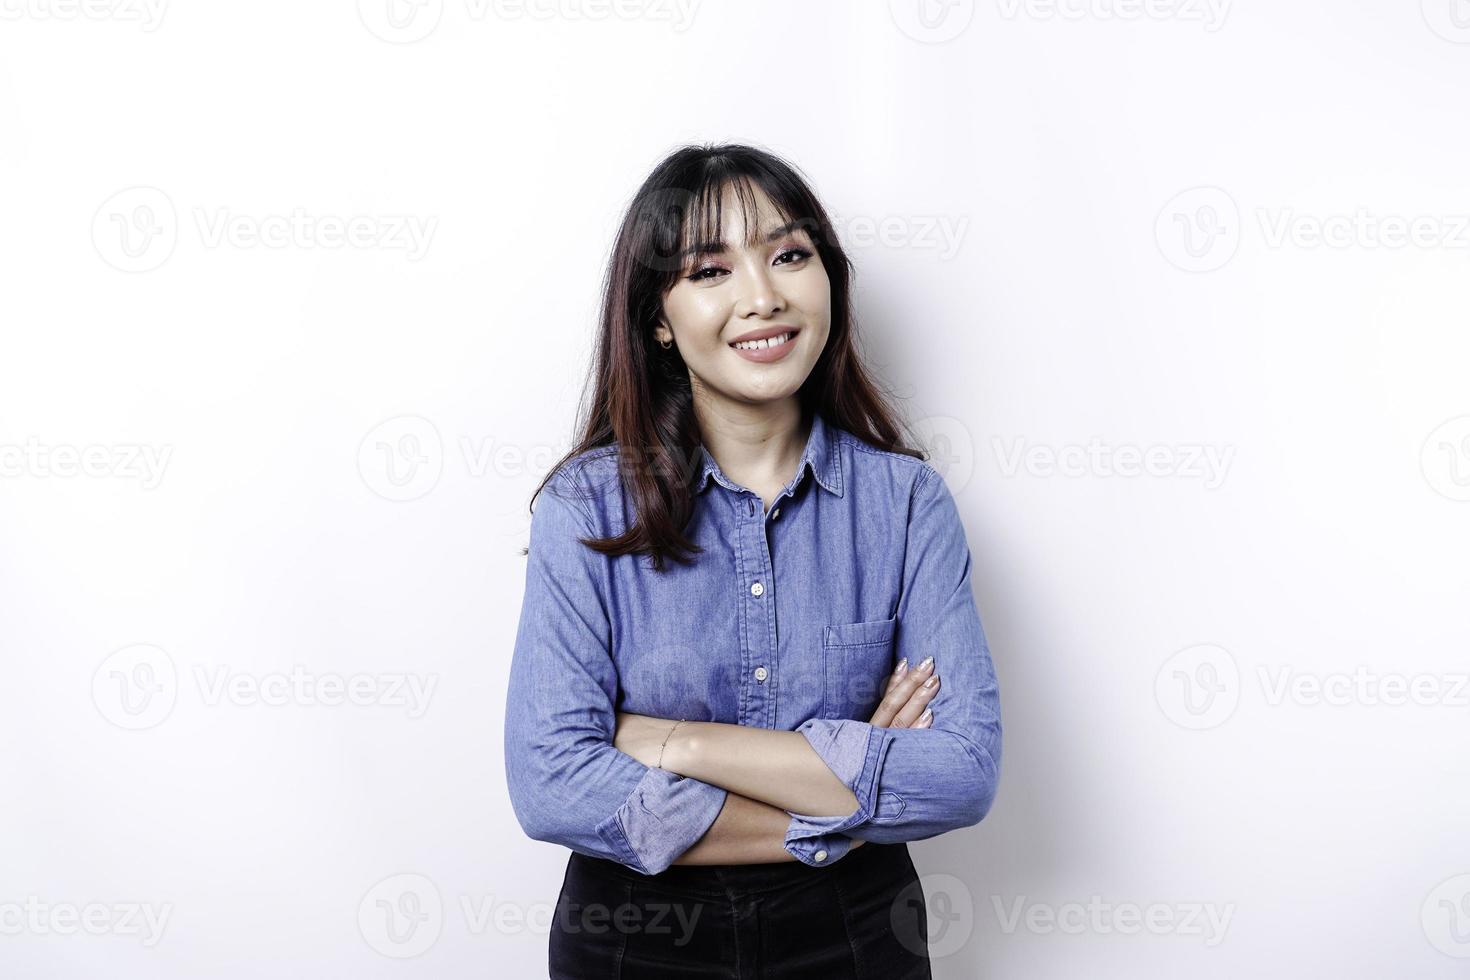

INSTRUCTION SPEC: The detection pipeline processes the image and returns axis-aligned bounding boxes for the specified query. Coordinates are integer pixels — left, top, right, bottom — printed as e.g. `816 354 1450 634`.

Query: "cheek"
789 268 832 319
666 292 728 340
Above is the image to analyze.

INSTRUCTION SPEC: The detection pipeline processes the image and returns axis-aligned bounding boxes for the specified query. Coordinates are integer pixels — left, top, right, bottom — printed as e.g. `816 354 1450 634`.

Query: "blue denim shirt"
504 410 1002 875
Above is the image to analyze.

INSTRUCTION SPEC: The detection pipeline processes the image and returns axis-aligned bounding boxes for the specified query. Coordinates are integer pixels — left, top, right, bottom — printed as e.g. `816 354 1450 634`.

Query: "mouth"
729 327 800 363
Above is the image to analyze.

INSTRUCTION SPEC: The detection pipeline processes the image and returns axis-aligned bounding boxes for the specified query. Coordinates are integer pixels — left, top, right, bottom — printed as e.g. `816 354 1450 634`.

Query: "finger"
883 659 910 695
869 657 934 728
869 659 913 725
892 673 940 728
912 707 933 729
870 658 927 726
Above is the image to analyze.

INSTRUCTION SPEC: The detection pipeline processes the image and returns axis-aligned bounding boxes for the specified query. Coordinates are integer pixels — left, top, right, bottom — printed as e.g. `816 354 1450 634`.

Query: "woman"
504 143 1002 978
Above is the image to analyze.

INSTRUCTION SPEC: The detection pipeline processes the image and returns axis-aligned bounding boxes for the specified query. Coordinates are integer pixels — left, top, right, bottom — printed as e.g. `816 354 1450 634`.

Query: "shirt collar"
694 409 844 498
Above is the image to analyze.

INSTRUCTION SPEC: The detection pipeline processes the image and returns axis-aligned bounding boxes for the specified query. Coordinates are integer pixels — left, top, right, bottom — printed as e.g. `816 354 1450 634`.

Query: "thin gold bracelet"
656 719 686 770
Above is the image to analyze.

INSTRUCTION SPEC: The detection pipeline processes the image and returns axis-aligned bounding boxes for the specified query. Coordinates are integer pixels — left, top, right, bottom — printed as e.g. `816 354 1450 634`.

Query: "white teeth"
732 331 793 351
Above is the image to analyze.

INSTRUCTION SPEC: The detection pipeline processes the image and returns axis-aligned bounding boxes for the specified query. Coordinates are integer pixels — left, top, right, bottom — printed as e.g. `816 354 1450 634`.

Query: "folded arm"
673 792 872 865
621 467 1002 866
785 467 1002 853
504 477 730 876
618 653 947 865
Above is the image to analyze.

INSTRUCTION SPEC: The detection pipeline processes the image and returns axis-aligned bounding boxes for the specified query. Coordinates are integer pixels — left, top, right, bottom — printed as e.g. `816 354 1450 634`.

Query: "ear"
653 320 673 345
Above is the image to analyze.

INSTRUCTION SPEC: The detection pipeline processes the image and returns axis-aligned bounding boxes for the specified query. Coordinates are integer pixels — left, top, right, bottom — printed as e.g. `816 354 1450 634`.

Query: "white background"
2 1 1468 977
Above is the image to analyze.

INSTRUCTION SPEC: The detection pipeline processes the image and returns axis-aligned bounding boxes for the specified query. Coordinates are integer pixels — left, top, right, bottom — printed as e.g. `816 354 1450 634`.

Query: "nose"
735 259 784 319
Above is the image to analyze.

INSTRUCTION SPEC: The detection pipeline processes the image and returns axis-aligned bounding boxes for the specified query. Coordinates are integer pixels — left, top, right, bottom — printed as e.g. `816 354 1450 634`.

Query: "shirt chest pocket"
821 616 899 720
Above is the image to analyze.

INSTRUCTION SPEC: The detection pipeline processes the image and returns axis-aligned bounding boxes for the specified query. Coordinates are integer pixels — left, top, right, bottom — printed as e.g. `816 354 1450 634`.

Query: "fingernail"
919 656 934 672
923 675 937 689
918 708 932 725
894 659 909 675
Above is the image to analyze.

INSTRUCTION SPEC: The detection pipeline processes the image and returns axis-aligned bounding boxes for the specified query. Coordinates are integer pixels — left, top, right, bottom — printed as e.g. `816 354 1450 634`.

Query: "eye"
684 246 811 283
686 264 727 283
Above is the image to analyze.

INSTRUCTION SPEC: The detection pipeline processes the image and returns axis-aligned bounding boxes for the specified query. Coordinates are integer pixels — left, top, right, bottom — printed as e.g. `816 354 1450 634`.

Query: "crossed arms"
504 466 1002 875
616 657 943 865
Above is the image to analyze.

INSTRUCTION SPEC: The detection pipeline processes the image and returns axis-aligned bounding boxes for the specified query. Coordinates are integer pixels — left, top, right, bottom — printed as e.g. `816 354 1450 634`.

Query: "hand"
867 656 938 729
613 711 681 768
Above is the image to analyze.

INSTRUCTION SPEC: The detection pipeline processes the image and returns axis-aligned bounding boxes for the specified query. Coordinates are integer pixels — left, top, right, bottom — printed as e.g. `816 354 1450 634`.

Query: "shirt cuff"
783 719 892 865
594 767 729 875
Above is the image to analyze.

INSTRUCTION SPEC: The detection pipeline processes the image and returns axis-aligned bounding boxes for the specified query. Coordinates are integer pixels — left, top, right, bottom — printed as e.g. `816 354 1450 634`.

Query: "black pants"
548 841 932 979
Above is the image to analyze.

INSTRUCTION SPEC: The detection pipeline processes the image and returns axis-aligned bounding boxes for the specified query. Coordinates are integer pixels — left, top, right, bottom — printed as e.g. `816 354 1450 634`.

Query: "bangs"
680 174 801 260
640 169 820 285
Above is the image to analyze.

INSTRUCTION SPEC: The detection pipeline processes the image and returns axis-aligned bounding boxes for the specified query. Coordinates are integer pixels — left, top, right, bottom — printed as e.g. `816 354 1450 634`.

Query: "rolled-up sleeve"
784 465 1002 861
504 471 729 875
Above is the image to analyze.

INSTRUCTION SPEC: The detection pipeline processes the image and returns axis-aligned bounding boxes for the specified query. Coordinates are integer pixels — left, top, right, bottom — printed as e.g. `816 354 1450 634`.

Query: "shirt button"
813 849 828 863
750 581 764 597
771 507 781 520
754 666 768 682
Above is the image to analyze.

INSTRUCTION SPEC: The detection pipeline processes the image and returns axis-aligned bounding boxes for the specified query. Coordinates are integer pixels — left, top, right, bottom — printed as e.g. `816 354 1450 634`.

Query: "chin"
737 382 805 405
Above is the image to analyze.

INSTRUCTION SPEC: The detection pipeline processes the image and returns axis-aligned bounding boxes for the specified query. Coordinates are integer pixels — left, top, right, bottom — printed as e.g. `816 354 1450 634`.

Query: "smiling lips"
729 328 799 363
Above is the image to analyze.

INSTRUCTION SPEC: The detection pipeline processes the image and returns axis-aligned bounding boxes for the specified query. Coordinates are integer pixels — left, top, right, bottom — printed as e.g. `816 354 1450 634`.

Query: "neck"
694 395 808 491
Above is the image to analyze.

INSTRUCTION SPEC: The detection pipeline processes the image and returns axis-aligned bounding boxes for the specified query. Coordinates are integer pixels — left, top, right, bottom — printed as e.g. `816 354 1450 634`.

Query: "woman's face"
654 183 831 411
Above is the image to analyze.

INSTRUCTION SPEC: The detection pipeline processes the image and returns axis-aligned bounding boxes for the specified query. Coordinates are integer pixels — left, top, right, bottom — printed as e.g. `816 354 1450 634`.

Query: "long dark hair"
530 142 925 571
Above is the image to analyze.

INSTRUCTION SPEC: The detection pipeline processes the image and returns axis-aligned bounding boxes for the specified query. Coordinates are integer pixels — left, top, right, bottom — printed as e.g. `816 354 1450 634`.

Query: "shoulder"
831 424 944 500
535 444 628 535
544 444 622 498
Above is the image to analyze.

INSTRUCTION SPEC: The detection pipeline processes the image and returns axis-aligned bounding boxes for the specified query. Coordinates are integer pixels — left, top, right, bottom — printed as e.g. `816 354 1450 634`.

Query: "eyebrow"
678 220 807 261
